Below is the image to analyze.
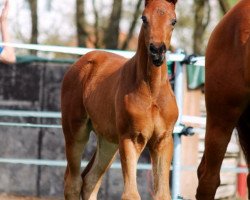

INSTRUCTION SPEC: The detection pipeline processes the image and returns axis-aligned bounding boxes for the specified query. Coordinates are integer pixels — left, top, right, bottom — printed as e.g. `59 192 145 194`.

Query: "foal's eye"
171 19 177 26
141 16 148 24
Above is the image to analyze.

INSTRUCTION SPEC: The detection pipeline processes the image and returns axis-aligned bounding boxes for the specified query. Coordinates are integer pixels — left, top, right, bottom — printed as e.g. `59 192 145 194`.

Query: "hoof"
121 192 141 200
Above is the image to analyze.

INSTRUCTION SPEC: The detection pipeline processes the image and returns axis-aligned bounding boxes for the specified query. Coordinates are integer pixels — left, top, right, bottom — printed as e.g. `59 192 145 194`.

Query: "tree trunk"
104 0 123 49
218 0 231 14
27 0 38 55
76 0 88 47
193 0 210 55
121 0 143 50
92 0 101 48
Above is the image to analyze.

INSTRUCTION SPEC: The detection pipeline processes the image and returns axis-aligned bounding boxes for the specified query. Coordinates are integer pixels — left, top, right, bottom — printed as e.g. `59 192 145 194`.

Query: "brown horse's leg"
61 68 92 199
81 135 118 200
196 112 240 200
237 106 250 199
119 135 147 200
63 129 90 200
63 120 91 200
148 131 173 200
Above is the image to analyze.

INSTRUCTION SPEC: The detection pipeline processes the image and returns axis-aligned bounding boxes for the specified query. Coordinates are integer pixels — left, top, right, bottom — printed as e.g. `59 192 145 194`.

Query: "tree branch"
218 0 231 14
121 0 143 50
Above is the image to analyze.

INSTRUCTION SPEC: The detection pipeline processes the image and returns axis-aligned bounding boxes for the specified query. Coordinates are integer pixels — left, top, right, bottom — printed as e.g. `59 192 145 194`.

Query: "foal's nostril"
150 43 166 54
159 44 167 53
150 43 158 54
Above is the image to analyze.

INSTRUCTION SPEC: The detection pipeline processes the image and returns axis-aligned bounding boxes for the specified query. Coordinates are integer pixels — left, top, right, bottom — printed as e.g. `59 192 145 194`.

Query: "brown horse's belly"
88 117 119 144
84 92 120 144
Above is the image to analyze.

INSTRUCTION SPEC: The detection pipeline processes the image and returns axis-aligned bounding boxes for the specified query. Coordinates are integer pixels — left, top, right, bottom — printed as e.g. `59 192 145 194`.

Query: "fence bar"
190 56 205 66
0 158 146 170
0 42 187 62
182 115 206 126
0 121 186 134
0 111 207 125
0 122 61 129
0 158 247 173
0 110 61 118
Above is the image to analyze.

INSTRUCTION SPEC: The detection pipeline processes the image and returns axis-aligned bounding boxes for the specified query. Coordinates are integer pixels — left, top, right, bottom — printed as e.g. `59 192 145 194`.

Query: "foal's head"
142 0 177 66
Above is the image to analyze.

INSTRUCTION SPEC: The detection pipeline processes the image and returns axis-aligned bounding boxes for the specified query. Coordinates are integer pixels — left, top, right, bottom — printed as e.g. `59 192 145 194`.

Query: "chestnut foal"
196 1 250 199
61 0 178 199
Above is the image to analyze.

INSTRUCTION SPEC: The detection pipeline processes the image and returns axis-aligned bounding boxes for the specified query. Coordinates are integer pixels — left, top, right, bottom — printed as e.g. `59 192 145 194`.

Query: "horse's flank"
61 51 126 143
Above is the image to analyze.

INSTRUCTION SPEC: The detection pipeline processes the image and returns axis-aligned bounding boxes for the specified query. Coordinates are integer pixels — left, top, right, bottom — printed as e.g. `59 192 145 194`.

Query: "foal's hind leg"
63 119 91 200
81 135 118 200
237 107 250 199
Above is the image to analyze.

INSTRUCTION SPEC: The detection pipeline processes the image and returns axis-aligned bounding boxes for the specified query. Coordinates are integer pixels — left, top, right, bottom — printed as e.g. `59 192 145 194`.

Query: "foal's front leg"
148 131 173 200
119 134 147 200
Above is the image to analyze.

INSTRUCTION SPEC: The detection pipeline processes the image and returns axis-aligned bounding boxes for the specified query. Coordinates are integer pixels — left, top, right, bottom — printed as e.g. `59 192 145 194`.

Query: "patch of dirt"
0 194 61 200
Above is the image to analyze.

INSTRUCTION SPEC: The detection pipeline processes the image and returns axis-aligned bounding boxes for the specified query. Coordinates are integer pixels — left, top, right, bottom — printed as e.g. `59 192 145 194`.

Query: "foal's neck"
134 29 168 98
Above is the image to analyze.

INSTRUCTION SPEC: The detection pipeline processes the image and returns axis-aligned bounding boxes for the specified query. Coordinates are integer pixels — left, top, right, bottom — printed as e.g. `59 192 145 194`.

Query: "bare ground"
0 194 62 200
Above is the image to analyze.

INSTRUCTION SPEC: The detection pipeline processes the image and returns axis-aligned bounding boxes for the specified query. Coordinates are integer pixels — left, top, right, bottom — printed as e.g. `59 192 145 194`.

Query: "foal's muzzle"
149 43 167 67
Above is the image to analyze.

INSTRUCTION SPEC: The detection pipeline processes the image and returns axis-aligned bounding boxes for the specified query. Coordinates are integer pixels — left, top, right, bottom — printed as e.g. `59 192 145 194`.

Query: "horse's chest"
124 94 170 134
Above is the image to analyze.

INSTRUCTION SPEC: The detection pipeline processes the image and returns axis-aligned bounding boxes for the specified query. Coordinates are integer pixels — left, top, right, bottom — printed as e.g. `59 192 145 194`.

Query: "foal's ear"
145 0 177 6
145 0 150 6
167 0 178 5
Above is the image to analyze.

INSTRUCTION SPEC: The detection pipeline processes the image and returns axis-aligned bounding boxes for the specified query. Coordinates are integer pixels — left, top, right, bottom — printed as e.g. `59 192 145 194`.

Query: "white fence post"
172 50 184 199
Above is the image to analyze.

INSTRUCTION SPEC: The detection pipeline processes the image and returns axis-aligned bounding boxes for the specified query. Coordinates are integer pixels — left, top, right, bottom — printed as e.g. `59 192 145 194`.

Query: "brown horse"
61 0 178 200
196 0 250 199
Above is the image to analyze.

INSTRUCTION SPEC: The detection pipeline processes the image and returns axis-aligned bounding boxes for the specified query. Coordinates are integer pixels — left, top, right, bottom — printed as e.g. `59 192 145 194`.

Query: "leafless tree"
27 0 38 54
92 0 102 48
76 0 88 47
104 0 123 49
218 0 231 14
121 0 143 50
193 0 210 55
